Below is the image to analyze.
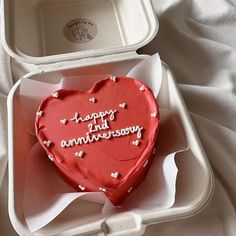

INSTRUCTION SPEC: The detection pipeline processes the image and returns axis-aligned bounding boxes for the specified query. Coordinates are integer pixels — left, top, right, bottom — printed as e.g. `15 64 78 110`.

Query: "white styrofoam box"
7 54 214 236
3 0 214 235
1 0 158 64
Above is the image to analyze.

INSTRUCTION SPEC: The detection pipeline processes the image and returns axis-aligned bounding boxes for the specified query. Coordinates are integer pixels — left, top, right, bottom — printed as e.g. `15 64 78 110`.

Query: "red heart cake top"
35 76 160 205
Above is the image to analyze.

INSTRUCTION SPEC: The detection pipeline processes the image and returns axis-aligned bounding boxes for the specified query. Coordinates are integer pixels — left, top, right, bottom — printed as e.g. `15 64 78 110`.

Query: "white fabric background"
1 0 236 235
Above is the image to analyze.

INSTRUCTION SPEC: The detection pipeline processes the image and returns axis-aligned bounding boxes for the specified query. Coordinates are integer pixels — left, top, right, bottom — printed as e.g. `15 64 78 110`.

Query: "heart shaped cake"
35 76 160 205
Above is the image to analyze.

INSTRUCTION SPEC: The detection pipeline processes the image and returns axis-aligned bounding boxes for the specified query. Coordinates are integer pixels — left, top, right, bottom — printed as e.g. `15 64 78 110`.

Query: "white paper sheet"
20 54 188 232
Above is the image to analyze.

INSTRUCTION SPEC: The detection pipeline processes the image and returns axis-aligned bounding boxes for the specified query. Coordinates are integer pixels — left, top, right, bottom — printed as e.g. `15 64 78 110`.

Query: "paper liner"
19 54 188 232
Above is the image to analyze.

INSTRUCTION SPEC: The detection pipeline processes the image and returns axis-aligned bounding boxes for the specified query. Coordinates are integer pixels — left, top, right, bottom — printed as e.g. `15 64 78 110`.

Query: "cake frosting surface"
35 76 160 205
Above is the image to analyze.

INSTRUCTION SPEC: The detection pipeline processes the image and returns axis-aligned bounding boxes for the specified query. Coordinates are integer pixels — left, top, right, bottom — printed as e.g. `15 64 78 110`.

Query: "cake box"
2 0 214 235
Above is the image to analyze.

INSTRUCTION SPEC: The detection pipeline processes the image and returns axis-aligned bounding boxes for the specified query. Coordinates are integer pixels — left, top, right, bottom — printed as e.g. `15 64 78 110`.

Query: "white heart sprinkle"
99 187 106 192
111 172 120 179
151 112 158 118
78 185 86 191
128 187 133 193
110 75 117 82
132 140 140 146
52 92 59 98
140 85 145 91
43 140 52 147
60 119 67 125
119 103 126 109
75 151 84 158
143 160 149 167
36 111 43 117
89 97 96 103
48 155 54 161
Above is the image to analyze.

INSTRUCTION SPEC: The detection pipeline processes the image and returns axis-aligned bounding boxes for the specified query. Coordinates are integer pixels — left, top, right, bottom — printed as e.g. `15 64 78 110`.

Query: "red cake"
35 76 160 205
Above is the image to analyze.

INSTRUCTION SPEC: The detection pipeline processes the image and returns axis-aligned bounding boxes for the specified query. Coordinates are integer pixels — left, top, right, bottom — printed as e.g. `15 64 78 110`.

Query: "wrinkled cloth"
1 0 236 235
142 0 236 235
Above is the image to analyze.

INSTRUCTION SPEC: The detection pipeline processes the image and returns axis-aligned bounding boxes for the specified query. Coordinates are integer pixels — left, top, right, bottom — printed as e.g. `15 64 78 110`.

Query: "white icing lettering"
60 125 143 148
61 140 67 148
70 109 117 124
88 119 109 133
88 123 93 132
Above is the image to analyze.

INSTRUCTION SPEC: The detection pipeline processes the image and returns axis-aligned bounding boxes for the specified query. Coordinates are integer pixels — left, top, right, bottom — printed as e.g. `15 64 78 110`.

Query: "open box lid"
1 0 158 65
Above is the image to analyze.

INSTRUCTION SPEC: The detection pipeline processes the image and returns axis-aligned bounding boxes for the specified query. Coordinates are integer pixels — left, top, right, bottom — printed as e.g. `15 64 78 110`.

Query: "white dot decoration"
60 119 67 125
78 185 86 191
119 103 126 109
48 155 54 161
89 97 96 103
128 187 133 193
132 140 140 146
110 75 117 82
143 160 149 167
140 85 145 91
43 140 52 147
75 151 84 158
36 111 44 117
99 187 107 192
111 172 120 179
151 112 158 118
52 92 59 98
153 147 157 154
